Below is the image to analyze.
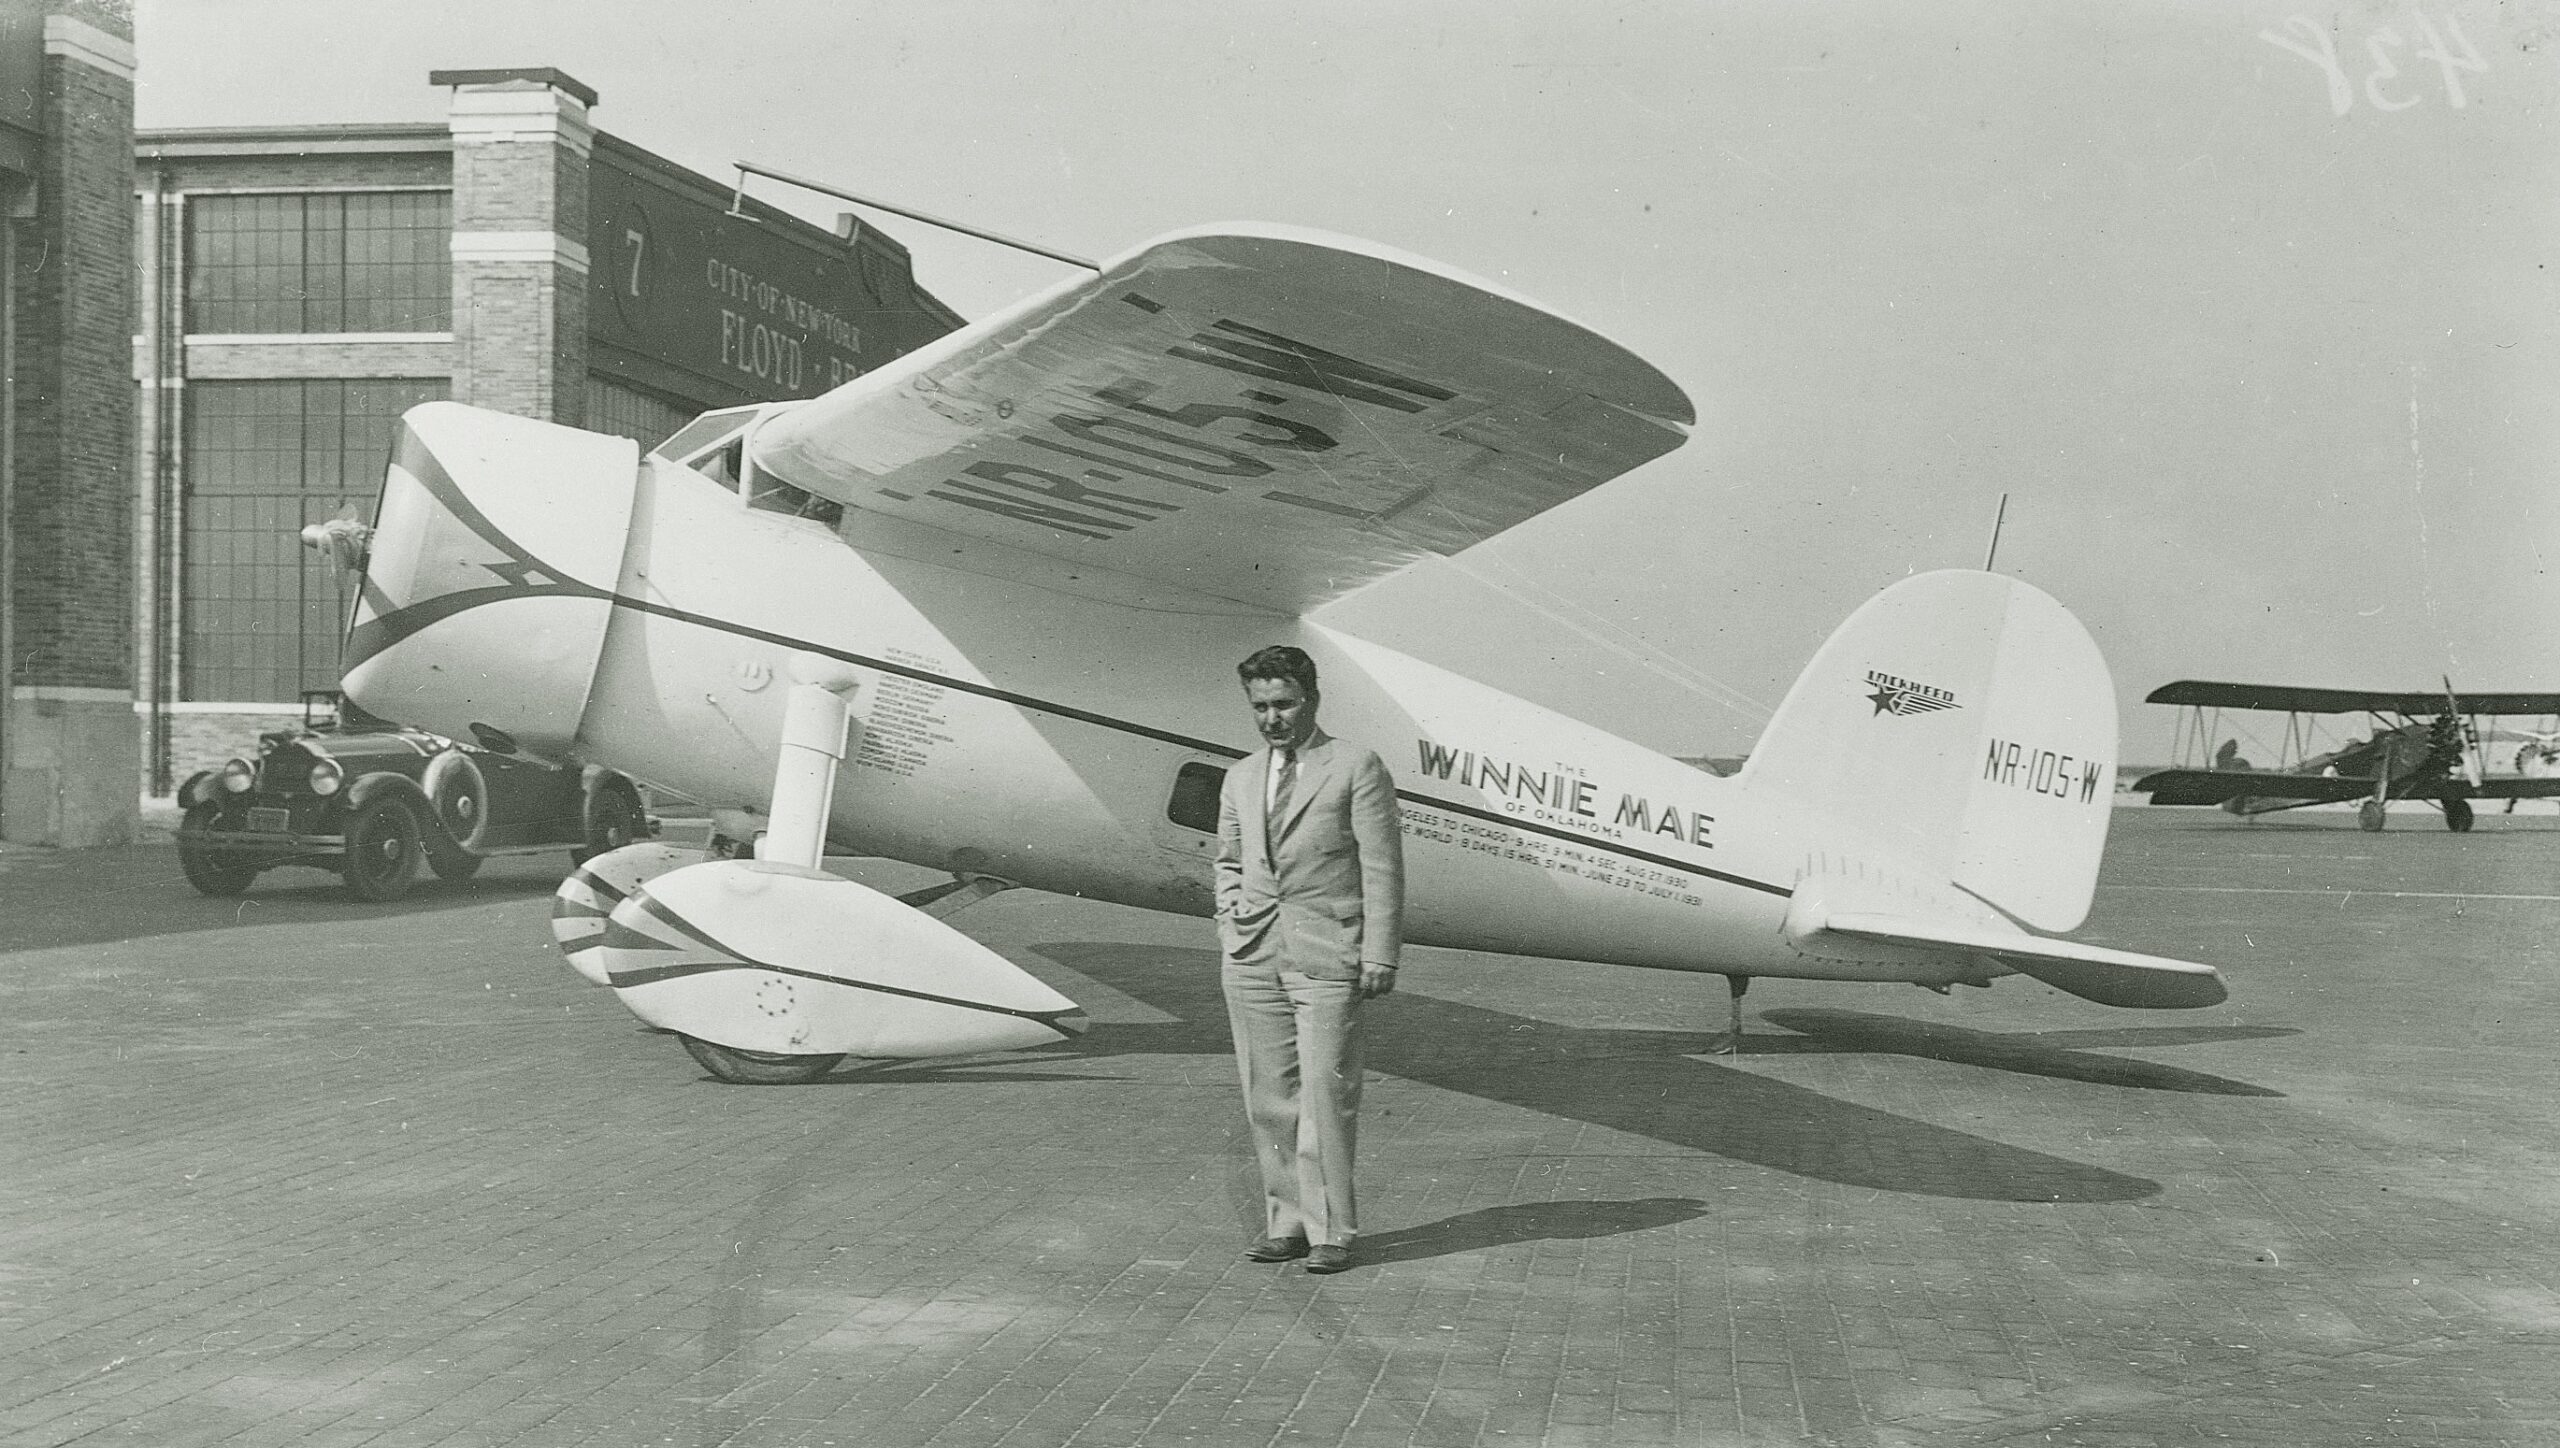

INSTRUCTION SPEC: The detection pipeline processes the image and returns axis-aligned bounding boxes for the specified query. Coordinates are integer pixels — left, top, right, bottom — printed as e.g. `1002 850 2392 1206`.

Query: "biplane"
2133 680 2560 831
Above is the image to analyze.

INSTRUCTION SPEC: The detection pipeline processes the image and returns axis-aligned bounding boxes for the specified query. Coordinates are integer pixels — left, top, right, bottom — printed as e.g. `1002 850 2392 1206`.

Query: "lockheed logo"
1866 670 1959 718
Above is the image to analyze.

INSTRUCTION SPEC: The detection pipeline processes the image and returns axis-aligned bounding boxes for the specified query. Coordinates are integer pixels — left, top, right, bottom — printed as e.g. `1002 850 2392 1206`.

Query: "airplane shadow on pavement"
1755 1008 2293 1096
1028 942 2184 1205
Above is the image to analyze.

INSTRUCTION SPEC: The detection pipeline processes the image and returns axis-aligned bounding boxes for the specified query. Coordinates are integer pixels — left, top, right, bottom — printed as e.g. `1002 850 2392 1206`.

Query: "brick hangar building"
0 46 960 846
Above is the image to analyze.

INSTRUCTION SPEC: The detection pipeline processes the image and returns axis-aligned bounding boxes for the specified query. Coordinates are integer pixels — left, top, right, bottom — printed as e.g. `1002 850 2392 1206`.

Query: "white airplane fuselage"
340 397 2220 1075
584 456 1881 984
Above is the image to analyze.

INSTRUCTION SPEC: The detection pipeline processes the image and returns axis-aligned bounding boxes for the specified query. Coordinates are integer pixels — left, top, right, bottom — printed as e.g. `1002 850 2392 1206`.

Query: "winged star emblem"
1867 670 1960 718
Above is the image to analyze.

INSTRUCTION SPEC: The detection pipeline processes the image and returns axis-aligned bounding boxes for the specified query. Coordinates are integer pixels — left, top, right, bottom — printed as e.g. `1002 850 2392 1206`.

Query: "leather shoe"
1243 1235 1309 1263
1303 1244 1351 1274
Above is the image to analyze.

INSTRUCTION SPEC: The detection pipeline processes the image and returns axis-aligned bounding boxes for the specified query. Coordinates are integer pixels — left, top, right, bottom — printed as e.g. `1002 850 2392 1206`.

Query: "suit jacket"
1215 731 1405 979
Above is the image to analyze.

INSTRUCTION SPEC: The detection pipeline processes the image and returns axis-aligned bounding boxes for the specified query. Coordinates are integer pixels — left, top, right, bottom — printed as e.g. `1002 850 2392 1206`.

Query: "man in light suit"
1215 645 1403 1274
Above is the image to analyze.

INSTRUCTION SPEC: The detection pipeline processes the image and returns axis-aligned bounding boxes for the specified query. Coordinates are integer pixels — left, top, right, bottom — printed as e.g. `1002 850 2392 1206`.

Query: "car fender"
177 768 218 811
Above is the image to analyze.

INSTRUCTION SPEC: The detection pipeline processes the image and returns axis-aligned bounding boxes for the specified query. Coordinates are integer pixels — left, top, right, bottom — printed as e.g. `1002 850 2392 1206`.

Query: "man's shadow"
1353 1196 1710 1265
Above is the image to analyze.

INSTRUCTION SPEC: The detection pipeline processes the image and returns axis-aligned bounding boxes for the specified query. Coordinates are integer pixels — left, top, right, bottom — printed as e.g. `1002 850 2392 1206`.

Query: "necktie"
1267 747 1296 853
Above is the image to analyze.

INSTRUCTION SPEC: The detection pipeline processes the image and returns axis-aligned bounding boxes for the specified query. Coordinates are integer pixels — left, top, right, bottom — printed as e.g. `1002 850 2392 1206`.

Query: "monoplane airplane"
318 223 2225 1084
2133 680 2560 831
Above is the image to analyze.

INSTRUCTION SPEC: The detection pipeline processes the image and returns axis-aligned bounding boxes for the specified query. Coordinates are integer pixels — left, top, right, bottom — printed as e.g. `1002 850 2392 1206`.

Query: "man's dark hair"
1237 644 1319 697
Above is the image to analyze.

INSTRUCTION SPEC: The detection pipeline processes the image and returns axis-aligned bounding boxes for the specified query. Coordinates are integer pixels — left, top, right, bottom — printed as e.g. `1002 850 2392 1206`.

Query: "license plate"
246 807 292 834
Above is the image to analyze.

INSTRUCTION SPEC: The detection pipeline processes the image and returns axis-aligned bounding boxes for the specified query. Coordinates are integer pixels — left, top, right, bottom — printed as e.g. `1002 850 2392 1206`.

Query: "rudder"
1738 571 2117 931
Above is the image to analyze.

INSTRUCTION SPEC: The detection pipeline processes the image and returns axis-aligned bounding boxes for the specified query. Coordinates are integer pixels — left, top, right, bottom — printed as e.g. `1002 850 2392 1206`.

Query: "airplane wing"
2464 777 2560 800
2147 681 2560 715
2132 769 2372 806
749 224 1695 614
1821 911 2227 1010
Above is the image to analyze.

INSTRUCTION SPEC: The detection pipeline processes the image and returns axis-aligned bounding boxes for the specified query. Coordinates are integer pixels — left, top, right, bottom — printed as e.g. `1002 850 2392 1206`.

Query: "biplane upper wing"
748 225 1695 614
2146 681 2560 716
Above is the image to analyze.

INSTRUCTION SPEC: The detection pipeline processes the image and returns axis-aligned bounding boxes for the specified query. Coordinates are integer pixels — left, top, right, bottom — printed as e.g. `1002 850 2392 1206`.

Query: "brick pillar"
1 1 135 847
438 68 595 425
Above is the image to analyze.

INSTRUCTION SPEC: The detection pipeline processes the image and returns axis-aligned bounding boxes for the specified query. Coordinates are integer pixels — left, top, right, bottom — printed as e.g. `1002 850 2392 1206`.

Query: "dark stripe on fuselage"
363 448 1790 900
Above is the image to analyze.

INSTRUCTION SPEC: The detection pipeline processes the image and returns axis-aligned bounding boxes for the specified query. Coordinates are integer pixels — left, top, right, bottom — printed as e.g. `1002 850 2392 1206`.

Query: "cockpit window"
653 405 841 527
651 407 760 464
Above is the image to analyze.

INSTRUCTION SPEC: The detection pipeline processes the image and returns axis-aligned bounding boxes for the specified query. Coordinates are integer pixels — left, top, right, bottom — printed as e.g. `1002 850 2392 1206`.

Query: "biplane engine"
339 402 639 764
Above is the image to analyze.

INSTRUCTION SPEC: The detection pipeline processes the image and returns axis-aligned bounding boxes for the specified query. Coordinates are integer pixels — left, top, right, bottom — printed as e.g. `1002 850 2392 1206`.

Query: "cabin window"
1165 761 1228 833
744 470 845 527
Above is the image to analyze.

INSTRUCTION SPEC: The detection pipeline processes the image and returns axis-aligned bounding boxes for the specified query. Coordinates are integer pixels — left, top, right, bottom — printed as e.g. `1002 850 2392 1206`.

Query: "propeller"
299 505 373 576
2443 675 2486 788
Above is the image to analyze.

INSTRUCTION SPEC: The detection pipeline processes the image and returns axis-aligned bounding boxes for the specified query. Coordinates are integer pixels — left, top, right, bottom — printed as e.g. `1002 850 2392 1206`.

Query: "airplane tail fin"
1738 570 2118 932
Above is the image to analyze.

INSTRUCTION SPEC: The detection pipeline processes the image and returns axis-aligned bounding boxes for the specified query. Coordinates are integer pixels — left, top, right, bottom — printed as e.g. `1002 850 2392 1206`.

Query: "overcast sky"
136 0 2560 760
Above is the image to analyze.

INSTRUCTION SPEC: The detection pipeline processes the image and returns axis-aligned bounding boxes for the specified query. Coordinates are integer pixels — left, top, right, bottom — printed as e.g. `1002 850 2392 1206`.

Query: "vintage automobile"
175 692 653 901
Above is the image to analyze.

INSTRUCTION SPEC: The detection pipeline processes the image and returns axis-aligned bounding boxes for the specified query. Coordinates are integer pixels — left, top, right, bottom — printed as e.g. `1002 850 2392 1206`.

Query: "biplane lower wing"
2133 769 2372 808
2134 769 2560 808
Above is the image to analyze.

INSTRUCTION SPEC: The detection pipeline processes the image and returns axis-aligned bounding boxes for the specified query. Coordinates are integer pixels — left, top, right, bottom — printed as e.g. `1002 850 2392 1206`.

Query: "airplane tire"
680 1035 846 1085
2358 800 2387 832
2445 798 2475 833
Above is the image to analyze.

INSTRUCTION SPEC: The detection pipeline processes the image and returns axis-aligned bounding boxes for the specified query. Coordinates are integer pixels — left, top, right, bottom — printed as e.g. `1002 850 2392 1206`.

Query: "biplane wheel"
2357 800 2387 832
2444 798 2475 833
680 1035 846 1085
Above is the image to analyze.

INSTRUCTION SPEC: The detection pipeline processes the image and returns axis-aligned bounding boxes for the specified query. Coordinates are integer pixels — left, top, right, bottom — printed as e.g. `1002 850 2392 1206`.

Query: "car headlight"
220 758 257 794
308 758 344 797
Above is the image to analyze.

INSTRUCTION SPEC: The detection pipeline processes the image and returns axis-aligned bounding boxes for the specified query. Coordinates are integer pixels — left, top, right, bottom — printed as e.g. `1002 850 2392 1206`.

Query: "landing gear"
680 1035 846 1085
2444 798 2475 833
1715 975 1750 1056
2358 799 2387 832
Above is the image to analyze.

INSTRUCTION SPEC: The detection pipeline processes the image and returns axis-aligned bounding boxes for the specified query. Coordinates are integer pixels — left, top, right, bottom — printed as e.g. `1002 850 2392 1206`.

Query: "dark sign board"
0 0 45 178
586 136 959 413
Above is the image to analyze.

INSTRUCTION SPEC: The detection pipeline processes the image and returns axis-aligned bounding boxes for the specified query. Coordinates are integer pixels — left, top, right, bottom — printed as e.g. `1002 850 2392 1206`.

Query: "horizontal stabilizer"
1822 910 2227 1010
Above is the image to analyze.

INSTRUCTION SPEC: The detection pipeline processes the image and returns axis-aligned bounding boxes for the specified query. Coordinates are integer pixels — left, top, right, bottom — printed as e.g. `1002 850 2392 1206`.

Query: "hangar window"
182 378 448 703
187 191 451 334
1165 761 1229 834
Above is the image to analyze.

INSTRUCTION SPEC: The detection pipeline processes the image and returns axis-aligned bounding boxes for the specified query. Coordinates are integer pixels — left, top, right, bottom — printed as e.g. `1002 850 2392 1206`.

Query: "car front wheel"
343 795 426 902
176 802 259 897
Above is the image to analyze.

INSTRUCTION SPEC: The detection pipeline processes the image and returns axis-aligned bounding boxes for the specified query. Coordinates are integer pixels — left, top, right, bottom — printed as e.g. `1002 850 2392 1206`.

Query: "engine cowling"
341 402 639 762
595 859 1087 1058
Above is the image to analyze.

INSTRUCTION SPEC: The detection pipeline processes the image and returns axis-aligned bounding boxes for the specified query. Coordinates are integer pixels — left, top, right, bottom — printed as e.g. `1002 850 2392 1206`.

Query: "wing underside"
749 224 1694 614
